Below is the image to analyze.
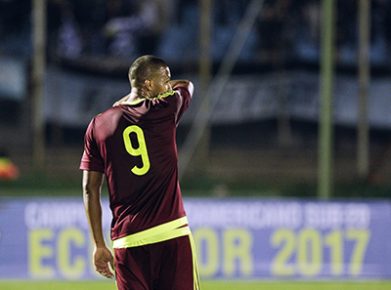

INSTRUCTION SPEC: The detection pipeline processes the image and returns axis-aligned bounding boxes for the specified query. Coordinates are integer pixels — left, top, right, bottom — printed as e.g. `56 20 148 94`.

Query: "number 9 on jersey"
123 125 151 176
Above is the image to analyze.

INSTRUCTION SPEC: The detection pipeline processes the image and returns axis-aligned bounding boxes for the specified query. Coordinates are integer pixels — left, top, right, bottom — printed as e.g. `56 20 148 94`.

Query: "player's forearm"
84 192 106 247
83 171 106 248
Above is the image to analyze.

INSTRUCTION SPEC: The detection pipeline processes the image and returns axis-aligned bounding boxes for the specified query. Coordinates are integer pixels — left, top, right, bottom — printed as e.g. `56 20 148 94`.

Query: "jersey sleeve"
175 86 192 125
79 118 105 172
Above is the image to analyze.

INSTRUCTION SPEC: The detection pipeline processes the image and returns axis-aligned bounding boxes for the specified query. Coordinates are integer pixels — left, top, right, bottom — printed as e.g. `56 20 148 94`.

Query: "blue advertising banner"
0 198 390 280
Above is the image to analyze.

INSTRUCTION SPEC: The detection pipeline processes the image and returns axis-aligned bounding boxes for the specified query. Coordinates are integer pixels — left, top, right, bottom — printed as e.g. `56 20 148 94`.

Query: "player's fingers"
101 270 114 279
94 249 114 278
104 266 114 279
96 264 114 279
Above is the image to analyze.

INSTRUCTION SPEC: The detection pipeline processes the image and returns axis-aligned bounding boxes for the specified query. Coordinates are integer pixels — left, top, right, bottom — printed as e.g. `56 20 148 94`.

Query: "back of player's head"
128 55 168 87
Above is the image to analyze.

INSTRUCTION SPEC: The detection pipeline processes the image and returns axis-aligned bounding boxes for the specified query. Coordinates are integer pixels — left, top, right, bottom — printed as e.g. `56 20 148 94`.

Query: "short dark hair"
128 55 168 87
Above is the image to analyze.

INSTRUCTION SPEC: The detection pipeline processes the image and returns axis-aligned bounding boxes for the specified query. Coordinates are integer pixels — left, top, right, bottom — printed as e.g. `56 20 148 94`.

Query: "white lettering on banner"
186 202 371 230
302 203 370 229
305 203 344 228
186 202 302 229
24 202 112 229
345 204 371 228
23 201 371 231
25 203 87 229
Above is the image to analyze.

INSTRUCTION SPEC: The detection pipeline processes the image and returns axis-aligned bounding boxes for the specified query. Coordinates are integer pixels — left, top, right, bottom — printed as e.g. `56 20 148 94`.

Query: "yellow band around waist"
112 216 190 248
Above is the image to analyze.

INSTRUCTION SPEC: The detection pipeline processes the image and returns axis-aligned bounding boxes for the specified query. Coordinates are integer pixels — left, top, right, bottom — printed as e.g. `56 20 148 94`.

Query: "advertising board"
0 198 390 280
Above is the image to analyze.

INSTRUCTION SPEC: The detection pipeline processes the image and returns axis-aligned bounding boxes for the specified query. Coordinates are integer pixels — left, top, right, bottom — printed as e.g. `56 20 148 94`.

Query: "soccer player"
80 55 200 290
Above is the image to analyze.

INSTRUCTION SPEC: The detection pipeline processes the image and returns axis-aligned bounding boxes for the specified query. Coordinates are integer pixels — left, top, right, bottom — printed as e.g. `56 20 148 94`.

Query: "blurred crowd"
1 0 391 65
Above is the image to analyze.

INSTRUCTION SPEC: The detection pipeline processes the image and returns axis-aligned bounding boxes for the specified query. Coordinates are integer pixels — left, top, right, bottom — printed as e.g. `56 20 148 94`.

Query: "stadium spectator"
256 0 292 62
103 0 170 57
56 1 83 58
0 149 19 181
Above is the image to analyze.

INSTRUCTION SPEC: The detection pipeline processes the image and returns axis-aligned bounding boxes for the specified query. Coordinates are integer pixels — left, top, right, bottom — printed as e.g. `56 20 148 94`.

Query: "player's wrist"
94 240 107 248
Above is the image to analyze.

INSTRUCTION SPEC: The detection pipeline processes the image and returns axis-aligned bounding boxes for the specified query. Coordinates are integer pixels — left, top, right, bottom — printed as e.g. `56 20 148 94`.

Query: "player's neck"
130 88 153 100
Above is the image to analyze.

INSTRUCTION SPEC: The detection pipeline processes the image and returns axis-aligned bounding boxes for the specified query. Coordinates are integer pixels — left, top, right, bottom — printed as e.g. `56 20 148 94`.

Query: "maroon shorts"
114 235 199 290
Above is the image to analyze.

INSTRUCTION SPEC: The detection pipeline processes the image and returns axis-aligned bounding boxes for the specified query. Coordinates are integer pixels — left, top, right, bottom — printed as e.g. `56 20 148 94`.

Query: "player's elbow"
82 170 103 197
82 180 100 197
187 81 194 96
82 183 94 196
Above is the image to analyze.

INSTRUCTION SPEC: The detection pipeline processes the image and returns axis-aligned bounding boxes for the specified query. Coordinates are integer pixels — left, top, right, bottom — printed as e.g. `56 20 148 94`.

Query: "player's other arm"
82 170 114 279
170 80 194 96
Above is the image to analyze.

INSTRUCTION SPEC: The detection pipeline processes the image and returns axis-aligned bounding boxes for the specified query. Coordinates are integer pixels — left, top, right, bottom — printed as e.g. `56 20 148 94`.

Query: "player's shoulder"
92 106 123 125
98 106 122 118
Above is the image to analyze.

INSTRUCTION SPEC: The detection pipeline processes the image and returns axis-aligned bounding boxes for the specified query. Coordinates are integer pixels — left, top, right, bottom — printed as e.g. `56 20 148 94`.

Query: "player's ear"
144 79 153 89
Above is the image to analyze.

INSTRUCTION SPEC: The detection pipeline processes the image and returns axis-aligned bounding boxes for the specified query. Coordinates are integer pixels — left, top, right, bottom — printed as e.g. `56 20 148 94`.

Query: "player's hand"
93 246 115 279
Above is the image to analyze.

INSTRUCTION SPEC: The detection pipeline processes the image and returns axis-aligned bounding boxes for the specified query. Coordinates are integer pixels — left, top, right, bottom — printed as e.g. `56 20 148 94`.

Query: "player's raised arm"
82 170 114 279
170 80 194 95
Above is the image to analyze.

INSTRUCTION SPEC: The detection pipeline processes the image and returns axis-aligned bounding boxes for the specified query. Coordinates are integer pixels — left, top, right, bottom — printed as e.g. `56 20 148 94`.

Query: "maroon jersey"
80 87 192 240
